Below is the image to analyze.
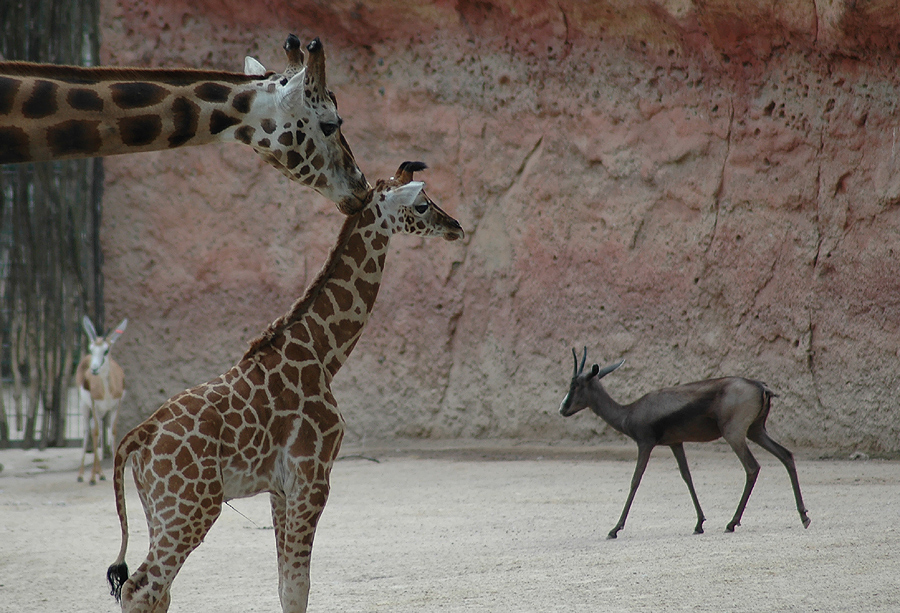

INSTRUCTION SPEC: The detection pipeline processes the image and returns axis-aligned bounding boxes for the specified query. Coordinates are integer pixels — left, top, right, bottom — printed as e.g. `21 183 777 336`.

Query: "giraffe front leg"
270 481 331 613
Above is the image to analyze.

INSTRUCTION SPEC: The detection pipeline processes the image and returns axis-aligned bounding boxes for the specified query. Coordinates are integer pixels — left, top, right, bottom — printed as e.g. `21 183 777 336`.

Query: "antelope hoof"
725 522 739 533
802 515 811 529
694 526 704 535
607 530 619 540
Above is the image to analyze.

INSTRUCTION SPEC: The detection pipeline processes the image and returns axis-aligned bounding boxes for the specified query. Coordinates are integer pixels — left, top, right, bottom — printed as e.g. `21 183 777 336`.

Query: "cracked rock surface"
100 0 899 454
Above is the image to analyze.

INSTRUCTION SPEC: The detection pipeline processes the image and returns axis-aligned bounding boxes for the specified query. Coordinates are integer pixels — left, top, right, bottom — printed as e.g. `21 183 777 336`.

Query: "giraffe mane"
0 62 267 85
242 210 364 359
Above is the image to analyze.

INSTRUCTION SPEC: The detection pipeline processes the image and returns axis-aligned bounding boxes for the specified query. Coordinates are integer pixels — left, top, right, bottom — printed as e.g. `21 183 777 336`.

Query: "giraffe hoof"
89 480 97 486
99 474 107 481
77 476 84 482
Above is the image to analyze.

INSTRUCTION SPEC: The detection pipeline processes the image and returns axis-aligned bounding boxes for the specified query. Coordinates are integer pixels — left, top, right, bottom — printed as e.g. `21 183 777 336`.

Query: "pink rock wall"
99 0 900 453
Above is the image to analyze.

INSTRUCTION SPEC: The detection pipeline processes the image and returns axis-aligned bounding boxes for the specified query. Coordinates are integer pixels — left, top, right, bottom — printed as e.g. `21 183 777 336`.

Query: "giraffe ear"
82 316 97 342
388 181 426 208
244 56 266 76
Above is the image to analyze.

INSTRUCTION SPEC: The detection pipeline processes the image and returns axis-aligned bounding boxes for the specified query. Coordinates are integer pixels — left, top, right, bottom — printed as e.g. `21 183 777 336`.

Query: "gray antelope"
559 348 810 538
76 316 127 484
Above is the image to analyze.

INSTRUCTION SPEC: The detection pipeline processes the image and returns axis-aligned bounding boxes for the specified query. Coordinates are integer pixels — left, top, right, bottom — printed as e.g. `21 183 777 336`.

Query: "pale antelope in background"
559 347 810 538
76 316 127 484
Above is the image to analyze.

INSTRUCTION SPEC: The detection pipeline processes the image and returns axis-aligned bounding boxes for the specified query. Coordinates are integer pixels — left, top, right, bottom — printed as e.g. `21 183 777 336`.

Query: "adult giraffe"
0 35 369 213
106 162 463 612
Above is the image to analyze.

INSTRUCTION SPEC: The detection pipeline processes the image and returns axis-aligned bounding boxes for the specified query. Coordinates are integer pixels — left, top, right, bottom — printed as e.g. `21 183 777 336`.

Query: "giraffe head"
370 162 464 241
83 316 127 375
243 36 370 213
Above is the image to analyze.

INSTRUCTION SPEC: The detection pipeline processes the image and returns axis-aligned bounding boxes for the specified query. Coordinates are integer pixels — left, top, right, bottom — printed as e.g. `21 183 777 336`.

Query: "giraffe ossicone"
0 35 369 213
105 162 463 613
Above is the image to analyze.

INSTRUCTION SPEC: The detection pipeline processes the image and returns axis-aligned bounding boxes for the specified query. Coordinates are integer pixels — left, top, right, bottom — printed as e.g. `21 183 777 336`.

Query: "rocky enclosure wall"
99 0 900 453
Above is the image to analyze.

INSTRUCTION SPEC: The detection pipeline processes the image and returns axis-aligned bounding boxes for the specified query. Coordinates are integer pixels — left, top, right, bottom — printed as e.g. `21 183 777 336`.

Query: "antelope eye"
414 203 429 214
320 121 339 136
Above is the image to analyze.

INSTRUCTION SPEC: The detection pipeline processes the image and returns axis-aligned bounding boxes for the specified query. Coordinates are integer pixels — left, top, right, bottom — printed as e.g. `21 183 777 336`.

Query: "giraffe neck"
0 63 281 163
244 203 390 380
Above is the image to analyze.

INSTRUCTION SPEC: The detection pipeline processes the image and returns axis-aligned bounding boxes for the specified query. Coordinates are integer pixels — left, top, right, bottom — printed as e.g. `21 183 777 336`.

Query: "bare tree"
0 0 102 449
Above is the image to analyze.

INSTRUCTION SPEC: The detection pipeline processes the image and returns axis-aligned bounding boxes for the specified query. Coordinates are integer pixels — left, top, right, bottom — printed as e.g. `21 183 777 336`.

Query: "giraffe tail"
106 422 150 602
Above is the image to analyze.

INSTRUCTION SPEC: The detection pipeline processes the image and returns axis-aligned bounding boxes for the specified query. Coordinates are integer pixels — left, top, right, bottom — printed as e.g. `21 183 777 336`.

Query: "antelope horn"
571 348 579 377
579 346 588 374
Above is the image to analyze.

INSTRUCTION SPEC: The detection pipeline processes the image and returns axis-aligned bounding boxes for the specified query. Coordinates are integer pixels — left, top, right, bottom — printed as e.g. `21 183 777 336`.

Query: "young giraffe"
106 161 463 612
0 35 369 213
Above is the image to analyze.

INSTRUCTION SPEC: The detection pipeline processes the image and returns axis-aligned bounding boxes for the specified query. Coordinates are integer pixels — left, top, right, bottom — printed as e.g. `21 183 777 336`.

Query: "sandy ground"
0 442 897 613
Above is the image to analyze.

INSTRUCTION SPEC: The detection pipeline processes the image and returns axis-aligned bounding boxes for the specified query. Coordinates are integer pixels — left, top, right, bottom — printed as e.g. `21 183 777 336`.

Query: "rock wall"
99 0 900 453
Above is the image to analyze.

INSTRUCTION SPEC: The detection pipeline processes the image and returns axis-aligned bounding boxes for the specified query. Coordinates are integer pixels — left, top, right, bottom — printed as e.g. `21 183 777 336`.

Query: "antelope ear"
107 319 128 345
82 316 97 342
597 359 625 379
589 364 600 378
244 56 266 76
387 181 426 209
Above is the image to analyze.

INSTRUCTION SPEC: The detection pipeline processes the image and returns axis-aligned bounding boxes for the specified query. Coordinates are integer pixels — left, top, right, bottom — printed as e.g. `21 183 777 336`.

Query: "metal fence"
3 386 85 448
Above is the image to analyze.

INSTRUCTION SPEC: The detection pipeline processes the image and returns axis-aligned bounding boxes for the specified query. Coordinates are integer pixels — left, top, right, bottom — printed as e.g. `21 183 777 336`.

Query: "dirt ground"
0 442 897 612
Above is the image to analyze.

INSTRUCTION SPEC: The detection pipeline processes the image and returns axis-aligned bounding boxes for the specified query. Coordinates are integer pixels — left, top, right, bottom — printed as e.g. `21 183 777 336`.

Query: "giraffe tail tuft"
107 561 129 602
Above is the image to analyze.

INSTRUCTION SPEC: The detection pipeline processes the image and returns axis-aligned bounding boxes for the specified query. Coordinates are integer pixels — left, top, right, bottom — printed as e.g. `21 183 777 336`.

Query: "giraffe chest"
215 393 345 500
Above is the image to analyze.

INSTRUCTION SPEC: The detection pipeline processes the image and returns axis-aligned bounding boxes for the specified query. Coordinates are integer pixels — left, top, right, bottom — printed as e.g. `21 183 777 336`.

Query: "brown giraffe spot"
194 82 231 103
224 411 242 429
287 328 312 350
234 125 255 144
277 131 293 146
182 463 200 480
281 362 299 384
299 365 320 397
286 150 302 169
66 87 103 111
233 376 252 400
231 90 256 114
363 256 378 274
22 80 58 118
261 118 277 134
329 284 354 312
314 173 329 188
310 292 334 320
110 82 169 109
246 364 265 386
154 458 173 475
155 433 181 455
238 428 254 448
251 387 270 410
209 109 241 135
0 76 21 114
169 96 200 147
257 137 270 148
45 119 102 157
321 429 343 462
281 388 300 411
290 420 317 457
169 473 185 493
174 445 193 471
356 277 380 307
305 400 340 432
118 114 163 146
310 153 324 170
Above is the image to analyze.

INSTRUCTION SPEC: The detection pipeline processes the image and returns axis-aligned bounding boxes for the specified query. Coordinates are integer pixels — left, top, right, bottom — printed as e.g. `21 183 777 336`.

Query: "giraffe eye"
320 121 340 136
414 203 429 214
